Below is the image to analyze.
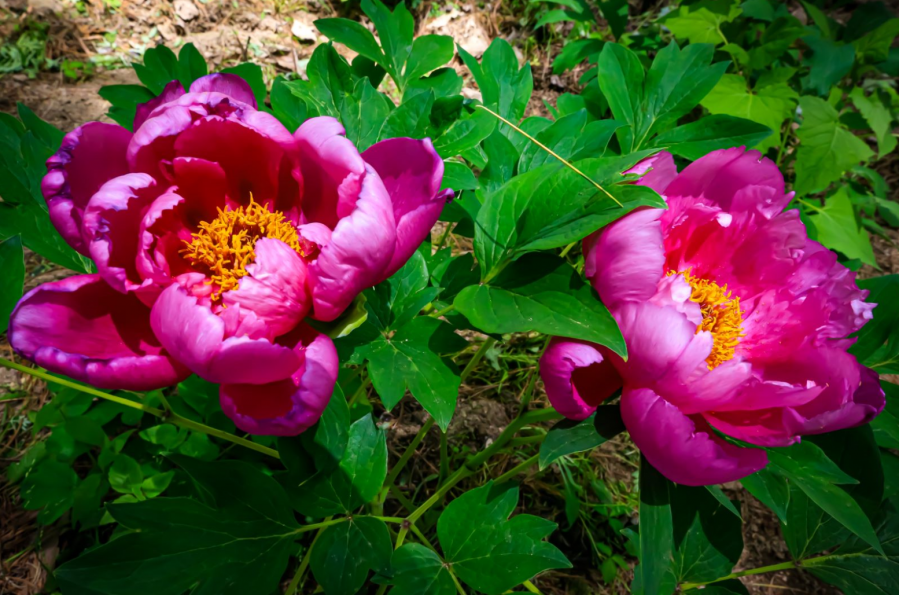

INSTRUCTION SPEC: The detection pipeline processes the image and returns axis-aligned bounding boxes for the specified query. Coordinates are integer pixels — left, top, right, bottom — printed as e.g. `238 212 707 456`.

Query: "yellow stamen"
669 269 745 370
181 197 306 300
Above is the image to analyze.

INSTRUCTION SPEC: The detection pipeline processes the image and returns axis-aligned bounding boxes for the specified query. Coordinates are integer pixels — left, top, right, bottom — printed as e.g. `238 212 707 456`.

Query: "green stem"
436 222 455 250
460 337 496 382
1 357 281 460
680 560 797 591
430 303 456 318
495 453 539 484
523 580 544 594
287 517 334 594
348 377 372 408
385 417 435 487
439 428 450 484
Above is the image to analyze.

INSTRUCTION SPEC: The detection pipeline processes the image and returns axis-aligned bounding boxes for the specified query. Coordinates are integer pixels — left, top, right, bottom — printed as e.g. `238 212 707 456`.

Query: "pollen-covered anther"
182 197 307 300
670 269 745 370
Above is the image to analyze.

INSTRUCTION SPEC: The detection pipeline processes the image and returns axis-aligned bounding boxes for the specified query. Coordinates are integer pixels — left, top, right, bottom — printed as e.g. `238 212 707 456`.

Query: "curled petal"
626 151 677 194
134 80 185 131
43 122 133 254
83 173 160 297
362 137 451 278
8 275 188 390
220 325 339 436
189 73 257 108
621 387 767 486
307 163 397 321
150 282 301 384
583 208 666 309
540 338 622 420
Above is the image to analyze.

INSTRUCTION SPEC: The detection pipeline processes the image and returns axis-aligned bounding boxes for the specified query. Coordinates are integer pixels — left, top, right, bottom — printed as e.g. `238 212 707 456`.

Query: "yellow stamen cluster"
671 269 745 370
181 198 305 301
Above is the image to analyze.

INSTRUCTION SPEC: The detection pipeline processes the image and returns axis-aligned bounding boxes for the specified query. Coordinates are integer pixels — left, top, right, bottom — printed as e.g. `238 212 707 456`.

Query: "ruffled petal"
220 325 339 436
83 173 161 297
43 122 133 254
8 275 188 390
150 282 301 384
539 338 622 420
621 387 767 486
362 137 451 278
189 73 257 108
583 208 666 309
307 163 397 321
222 238 312 337
627 151 677 194
133 80 185 131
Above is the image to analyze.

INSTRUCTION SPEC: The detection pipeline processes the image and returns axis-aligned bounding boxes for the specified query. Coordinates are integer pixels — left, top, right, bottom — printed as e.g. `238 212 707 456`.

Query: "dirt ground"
1 0 898 594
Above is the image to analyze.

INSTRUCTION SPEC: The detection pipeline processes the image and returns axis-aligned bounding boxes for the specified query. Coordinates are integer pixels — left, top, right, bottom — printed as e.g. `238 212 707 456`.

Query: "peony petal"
134 80 185 131
627 151 678 194
307 163 397 321
188 73 257 108
83 173 160 297
362 137 451 278
539 338 622 420
150 282 301 384
621 387 767 486
222 238 312 337
8 275 188 390
583 208 666 309
43 122 133 254
220 325 339 436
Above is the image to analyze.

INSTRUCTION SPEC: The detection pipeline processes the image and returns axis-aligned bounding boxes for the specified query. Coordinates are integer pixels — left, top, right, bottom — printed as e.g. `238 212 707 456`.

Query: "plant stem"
523 580 544 594
430 303 456 318
460 337 496 382
436 222 455 250
474 105 623 207
287 517 334 594
385 417 435 488
348 377 372 408
495 453 539 484
680 560 797 590
0 357 281 460
439 428 450 483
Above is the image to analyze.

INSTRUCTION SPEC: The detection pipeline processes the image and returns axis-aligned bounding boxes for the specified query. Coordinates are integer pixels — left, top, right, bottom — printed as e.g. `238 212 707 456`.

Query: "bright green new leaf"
806 188 877 267
851 87 898 158
662 0 742 45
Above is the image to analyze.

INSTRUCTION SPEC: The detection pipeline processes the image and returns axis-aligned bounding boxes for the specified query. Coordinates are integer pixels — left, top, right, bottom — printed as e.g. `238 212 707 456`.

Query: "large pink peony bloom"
9 73 450 436
539 148 884 486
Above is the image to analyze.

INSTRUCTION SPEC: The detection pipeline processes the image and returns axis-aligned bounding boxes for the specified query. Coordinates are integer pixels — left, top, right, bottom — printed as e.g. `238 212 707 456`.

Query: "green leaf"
57 458 300 595
0 235 24 333
455 253 625 356
649 114 772 160
311 517 393 595
803 501 899 595
377 543 456 595
381 90 435 140
662 0 742 45
806 188 876 267
636 456 676 595
552 39 604 74
853 18 899 65
270 76 307 132
72 473 107 528
109 453 143 495
133 45 179 95
538 405 624 469
872 382 899 450
795 96 875 195
701 73 797 153
851 275 899 372
404 68 462 102
458 38 533 127
441 161 478 191
219 62 266 107
480 129 519 191
291 415 387 516
437 482 571 594
800 0 837 40
851 87 898 158
671 484 743 583
99 84 155 131
519 111 621 173
747 16 805 70
405 35 455 81
596 43 644 150
432 106 496 159
361 0 414 85
301 384 350 472
176 42 207 89
316 18 385 67
741 466 790 522
802 35 856 97
359 317 465 429
21 459 79 524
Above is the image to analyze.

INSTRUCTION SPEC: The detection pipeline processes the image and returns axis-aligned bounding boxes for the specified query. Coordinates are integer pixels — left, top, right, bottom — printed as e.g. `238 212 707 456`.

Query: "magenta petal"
8 275 188 390
583 208 666 309
362 137 449 278
626 151 677 194
189 73 257 108
622 387 767 486
43 122 133 254
134 80 185 131
83 173 160 296
308 163 397 321
220 326 339 436
540 338 622 420
150 283 301 384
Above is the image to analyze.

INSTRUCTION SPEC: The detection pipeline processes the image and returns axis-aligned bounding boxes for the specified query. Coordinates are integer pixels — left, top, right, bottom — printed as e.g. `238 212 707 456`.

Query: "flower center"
670 270 744 370
182 198 306 301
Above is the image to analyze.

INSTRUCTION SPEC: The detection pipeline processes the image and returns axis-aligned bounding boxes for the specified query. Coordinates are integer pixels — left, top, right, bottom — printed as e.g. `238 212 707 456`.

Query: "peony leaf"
742 466 790 522
649 114 772 160
373 543 457 595
0 235 24 334
670 484 743 583
404 34 455 82
806 188 877 267
458 38 533 129
635 456 677 595
518 110 621 173
311 517 393 595
538 405 624 469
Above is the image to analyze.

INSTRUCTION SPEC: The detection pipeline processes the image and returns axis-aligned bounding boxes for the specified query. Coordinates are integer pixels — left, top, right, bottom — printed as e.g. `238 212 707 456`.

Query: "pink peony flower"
10 73 451 436
539 148 884 486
